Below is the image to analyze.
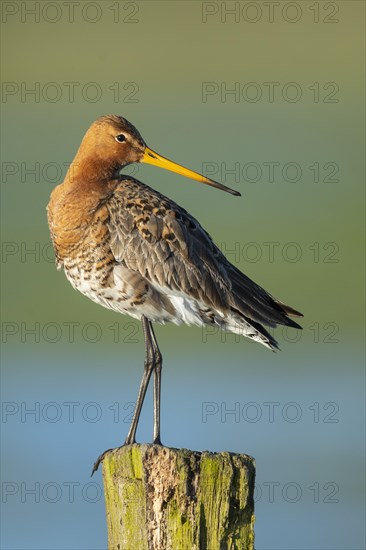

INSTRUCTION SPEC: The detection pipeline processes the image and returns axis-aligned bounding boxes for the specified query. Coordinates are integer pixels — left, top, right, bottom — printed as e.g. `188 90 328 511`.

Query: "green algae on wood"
102 444 255 550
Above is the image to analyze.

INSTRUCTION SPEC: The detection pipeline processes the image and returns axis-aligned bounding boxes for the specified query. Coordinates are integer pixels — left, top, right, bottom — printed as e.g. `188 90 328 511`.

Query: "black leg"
149 323 162 444
124 316 155 445
91 316 159 476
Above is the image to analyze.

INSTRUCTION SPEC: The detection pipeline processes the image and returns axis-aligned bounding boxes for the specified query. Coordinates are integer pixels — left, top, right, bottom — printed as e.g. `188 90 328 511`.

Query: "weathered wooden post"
102 444 255 549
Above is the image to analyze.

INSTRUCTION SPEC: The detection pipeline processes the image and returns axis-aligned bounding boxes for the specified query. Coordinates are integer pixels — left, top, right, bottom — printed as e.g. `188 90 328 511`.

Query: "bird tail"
225 264 303 351
273 300 303 318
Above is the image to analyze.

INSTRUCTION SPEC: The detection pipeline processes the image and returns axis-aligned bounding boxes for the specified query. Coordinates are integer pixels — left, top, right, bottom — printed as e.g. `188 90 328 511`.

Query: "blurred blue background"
1 1 365 549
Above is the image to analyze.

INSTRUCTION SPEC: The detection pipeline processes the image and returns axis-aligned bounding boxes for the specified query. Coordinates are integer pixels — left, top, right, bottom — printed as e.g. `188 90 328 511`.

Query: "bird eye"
115 134 126 143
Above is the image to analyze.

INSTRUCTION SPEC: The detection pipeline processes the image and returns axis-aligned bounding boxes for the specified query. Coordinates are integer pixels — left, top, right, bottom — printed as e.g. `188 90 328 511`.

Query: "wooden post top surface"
102 444 255 550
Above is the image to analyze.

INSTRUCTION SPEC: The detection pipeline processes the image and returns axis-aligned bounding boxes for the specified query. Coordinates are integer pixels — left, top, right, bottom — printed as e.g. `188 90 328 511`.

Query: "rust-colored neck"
64 150 120 190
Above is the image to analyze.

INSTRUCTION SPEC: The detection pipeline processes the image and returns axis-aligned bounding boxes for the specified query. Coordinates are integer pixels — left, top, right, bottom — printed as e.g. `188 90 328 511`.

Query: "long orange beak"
142 146 241 196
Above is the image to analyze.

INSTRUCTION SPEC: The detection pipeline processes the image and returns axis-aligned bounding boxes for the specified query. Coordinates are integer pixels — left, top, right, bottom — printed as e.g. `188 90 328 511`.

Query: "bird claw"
91 440 136 476
91 448 114 477
91 439 163 476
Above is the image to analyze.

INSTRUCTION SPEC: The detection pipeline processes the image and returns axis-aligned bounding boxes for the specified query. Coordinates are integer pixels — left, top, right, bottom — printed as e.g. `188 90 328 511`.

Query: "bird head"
75 115 240 196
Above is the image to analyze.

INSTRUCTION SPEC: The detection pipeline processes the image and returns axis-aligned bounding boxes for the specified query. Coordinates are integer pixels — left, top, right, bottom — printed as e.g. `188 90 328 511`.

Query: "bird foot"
91 438 163 476
91 439 137 476
91 448 114 477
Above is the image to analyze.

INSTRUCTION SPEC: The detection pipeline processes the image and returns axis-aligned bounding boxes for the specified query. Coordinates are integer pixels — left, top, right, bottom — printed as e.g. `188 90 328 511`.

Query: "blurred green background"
1 1 364 548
